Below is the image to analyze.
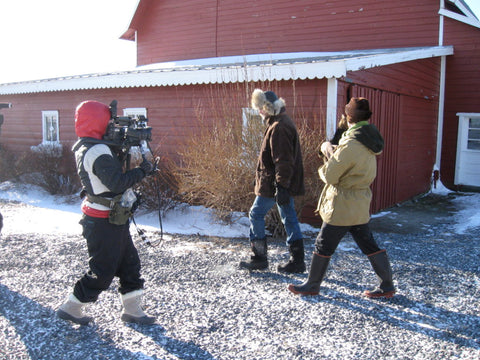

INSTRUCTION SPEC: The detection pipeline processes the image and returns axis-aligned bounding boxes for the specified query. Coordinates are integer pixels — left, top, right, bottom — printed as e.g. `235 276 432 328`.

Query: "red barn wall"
441 17 480 189
0 79 328 160
134 0 440 65
342 57 440 210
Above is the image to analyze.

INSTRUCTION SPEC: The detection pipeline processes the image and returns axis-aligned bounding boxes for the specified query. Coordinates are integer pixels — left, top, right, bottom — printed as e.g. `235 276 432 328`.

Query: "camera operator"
57 100 156 325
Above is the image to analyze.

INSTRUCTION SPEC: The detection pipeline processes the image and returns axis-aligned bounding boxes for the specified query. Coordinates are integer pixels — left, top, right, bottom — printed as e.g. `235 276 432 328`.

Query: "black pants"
315 222 381 257
73 215 144 303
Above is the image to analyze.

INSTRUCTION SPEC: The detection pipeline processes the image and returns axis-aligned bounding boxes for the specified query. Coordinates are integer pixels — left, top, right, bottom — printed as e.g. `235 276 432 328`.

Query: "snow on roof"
0 46 453 95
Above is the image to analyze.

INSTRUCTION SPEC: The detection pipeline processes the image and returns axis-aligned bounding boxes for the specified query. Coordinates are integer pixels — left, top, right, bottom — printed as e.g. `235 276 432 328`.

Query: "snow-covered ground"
0 181 479 359
0 181 317 239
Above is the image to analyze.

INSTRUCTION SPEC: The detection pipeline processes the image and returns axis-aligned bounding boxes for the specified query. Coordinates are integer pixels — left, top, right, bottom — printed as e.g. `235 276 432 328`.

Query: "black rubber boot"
287 252 331 295
277 239 306 273
364 249 396 298
239 238 268 270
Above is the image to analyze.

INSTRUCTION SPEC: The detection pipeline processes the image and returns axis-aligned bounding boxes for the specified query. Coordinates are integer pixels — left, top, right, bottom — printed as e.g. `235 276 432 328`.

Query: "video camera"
104 100 152 148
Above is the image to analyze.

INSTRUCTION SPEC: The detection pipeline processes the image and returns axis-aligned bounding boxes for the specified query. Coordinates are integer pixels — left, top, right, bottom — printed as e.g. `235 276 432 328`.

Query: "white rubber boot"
57 294 92 325
120 289 156 325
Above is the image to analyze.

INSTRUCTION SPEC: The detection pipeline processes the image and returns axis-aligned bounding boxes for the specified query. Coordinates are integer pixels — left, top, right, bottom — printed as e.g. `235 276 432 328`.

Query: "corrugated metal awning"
0 46 453 95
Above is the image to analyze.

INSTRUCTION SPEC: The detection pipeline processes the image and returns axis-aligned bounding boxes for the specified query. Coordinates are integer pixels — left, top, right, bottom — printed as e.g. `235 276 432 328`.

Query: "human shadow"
0 283 214 359
125 322 217 360
245 248 480 350
294 278 480 349
0 283 141 359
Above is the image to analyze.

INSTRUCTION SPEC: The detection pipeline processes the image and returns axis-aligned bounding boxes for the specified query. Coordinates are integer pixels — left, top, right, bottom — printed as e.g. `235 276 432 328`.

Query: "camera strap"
131 216 162 247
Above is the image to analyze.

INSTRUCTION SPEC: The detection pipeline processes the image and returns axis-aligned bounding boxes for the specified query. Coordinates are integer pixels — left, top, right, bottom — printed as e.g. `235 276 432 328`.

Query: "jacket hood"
75 100 111 139
350 123 384 154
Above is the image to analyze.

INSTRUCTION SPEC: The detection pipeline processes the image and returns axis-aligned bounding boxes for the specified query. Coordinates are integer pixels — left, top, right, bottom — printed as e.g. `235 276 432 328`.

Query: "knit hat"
251 89 286 116
345 97 372 122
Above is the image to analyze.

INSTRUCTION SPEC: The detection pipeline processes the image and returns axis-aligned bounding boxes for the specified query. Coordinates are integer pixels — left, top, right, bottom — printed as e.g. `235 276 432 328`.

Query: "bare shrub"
295 117 326 216
178 83 260 222
177 82 327 237
0 146 19 182
136 151 182 215
16 143 80 195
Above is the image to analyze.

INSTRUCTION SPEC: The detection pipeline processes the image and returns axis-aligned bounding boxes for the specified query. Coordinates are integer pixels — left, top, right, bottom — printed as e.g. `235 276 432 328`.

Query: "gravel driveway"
0 192 479 360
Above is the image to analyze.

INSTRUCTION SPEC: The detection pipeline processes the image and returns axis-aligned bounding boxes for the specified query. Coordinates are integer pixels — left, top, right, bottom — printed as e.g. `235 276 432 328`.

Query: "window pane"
469 118 480 129
467 140 480 150
43 112 58 142
468 129 480 141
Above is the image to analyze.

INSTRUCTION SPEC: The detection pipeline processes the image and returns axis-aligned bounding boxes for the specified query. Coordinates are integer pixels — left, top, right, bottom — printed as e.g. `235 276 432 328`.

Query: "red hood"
75 100 111 139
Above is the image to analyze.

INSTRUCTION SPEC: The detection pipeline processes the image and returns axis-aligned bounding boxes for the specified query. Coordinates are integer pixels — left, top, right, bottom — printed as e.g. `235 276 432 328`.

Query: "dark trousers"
315 222 381 257
73 215 144 303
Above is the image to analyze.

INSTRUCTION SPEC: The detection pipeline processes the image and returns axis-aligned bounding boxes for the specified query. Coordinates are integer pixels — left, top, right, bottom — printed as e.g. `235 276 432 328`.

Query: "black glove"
139 159 155 176
275 185 290 206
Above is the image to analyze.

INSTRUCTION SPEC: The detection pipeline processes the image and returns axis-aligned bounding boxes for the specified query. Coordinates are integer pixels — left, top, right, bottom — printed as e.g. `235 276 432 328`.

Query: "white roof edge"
456 112 480 116
0 46 454 95
439 8 480 29
345 46 454 71
451 0 479 21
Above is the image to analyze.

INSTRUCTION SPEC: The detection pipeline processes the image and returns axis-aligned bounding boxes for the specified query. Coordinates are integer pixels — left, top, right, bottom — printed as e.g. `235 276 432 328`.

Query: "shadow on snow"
0 283 216 360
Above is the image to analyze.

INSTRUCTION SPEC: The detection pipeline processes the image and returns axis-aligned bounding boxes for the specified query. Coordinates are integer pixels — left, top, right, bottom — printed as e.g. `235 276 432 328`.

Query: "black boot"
364 250 396 298
239 238 268 270
287 252 331 295
277 239 306 273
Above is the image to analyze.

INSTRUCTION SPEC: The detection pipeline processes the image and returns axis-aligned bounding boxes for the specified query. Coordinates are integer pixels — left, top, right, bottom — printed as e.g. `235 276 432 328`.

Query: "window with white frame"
42 110 59 143
467 117 480 150
241 107 264 156
242 107 263 132
242 107 259 128
123 107 147 118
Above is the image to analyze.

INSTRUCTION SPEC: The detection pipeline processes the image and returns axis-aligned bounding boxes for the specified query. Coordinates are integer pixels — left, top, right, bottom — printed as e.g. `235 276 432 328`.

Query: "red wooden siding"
136 0 218 65
441 17 480 189
0 79 328 159
351 86 401 213
338 57 440 211
134 0 440 65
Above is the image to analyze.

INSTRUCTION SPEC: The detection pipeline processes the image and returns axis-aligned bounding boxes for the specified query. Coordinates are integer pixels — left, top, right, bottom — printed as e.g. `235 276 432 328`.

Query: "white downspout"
326 78 338 140
434 0 447 187
436 56 446 171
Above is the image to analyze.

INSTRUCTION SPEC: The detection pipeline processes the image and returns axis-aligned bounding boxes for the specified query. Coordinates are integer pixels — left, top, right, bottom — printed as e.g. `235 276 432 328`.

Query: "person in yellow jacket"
288 97 396 298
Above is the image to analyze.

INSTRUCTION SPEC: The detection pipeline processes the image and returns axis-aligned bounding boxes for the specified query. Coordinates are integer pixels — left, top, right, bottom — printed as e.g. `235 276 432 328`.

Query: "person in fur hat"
288 97 396 298
239 89 306 273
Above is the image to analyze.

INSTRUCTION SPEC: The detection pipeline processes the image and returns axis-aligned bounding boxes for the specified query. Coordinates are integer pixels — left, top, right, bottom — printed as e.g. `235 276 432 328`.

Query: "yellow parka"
316 122 384 226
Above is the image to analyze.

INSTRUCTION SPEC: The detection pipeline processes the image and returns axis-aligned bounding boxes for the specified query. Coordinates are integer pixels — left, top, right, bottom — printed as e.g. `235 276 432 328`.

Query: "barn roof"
0 46 453 95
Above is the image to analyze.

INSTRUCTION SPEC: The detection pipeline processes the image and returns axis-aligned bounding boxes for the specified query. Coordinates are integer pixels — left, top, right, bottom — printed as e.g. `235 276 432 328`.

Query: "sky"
0 0 139 83
0 0 479 84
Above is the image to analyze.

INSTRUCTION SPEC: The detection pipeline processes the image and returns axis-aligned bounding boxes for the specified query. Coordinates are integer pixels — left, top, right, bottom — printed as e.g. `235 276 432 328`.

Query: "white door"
455 113 480 187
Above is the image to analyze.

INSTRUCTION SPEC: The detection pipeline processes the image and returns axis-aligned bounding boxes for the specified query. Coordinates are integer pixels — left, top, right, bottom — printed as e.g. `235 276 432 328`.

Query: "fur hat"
251 89 286 116
345 97 372 122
